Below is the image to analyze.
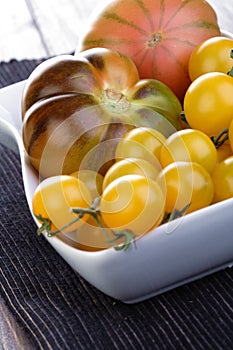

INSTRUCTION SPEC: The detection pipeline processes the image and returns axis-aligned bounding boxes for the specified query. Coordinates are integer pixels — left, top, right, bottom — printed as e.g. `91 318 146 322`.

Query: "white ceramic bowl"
0 31 233 303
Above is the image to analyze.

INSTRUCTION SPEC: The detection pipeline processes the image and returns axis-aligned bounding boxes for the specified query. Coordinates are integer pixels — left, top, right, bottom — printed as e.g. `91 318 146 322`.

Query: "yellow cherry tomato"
183 72 233 137
229 119 233 153
102 157 160 191
76 216 120 251
157 162 214 214
115 138 161 170
189 36 233 81
216 141 232 163
121 127 166 159
32 175 92 233
100 174 165 236
212 156 233 203
160 129 217 174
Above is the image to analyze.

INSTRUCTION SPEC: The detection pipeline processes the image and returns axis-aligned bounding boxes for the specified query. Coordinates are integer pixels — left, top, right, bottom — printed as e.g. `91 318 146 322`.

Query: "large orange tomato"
78 0 220 101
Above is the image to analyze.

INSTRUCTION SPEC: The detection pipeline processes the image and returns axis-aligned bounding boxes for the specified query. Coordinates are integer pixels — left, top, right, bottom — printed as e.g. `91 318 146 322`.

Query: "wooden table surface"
0 0 233 349
0 0 111 62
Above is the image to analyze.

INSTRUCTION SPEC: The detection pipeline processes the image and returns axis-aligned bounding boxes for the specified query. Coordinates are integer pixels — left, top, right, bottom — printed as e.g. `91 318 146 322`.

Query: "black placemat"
1 58 233 350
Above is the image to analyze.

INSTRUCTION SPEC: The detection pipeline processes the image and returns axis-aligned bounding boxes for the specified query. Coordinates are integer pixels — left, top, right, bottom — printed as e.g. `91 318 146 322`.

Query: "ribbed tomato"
22 48 181 178
78 0 220 101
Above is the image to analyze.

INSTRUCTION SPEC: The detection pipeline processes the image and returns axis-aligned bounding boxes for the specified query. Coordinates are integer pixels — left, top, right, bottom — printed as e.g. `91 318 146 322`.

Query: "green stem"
179 111 191 128
36 215 52 236
36 197 101 237
211 128 229 148
37 195 135 251
47 212 85 237
48 196 102 237
163 202 191 223
227 49 233 77
72 207 135 251
112 229 136 251
73 207 111 243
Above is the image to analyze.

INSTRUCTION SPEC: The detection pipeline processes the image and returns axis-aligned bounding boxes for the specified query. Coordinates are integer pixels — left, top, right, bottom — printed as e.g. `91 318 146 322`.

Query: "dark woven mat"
1 58 233 350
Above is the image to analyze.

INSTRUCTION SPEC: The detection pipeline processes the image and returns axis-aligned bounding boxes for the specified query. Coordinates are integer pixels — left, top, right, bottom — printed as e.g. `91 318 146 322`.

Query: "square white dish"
0 73 233 304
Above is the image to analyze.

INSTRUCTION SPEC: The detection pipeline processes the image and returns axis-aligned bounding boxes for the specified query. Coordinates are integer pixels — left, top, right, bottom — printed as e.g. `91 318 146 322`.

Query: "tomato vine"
36 196 135 251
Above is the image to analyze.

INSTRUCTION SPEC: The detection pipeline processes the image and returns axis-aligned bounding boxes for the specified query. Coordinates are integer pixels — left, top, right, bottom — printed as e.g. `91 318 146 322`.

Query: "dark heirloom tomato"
22 48 182 178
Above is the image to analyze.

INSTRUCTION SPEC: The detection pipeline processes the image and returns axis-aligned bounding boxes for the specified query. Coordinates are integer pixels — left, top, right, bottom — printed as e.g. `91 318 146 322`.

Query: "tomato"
212 156 233 203
229 119 233 153
79 0 220 102
32 175 92 233
120 127 166 159
100 174 165 236
115 138 162 171
102 157 160 191
76 216 120 251
157 162 214 214
189 36 233 81
71 169 103 199
216 141 232 163
22 48 181 178
183 72 233 137
160 129 217 174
